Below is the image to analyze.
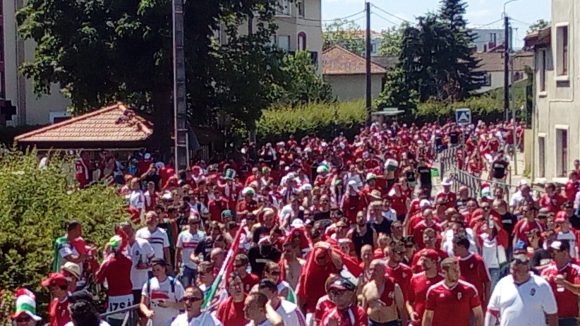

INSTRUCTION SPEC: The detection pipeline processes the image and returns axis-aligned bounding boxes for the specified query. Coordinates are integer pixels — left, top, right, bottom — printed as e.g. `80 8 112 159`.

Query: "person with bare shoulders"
361 259 408 326
280 238 305 290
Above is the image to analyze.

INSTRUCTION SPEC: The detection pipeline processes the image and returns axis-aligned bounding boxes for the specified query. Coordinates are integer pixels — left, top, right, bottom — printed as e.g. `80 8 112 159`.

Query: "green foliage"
377 0 485 108
16 0 282 145
378 24 407 57
528 19 550 33
323 19 365 55
0 149 126 301
271 51 335 107
375 66 418 110
257 100 366 142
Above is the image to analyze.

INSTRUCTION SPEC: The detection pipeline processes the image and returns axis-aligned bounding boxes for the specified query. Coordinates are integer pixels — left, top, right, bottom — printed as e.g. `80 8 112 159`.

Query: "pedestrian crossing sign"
455 108 471 125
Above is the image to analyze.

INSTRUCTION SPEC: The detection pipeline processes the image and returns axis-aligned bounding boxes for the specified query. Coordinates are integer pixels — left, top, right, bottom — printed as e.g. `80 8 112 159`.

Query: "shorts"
369 320 401 326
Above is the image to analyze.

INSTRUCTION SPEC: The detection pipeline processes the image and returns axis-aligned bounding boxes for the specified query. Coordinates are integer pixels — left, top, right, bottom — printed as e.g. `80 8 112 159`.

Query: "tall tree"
16 0 282 152
323 19 365 55
528 19 549 33
378 24 408 57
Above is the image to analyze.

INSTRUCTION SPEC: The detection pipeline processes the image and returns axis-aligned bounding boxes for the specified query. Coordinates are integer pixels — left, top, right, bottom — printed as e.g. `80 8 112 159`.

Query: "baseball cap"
41 273 68 288
555 211 567 223
328 278 356 292
420 249 440 262
511 254 530 264
550 240 570 252
538 208 551 218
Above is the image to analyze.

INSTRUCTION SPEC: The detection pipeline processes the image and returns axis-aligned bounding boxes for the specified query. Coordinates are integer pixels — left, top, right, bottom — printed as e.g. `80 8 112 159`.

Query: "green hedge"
256 100 367 142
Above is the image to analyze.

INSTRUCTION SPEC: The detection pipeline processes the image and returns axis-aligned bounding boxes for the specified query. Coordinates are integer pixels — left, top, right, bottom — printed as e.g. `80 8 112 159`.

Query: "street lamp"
503 0 519 17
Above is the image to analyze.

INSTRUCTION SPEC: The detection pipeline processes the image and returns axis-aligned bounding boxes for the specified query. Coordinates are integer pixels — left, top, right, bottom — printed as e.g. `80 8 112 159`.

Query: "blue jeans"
489 268 501 291
180 266 197 287
559 318 579 326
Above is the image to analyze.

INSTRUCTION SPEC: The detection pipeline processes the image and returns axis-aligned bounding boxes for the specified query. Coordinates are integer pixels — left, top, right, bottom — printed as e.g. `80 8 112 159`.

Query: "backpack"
146 276 177 309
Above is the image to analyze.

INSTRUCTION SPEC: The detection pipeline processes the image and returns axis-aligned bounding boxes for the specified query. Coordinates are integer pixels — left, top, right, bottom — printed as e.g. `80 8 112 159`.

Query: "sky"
321 0 551 48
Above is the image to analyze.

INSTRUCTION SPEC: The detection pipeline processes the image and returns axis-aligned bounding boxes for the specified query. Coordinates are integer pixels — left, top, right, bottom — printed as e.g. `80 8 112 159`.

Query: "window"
277 35 290 51
539 49 546 92
297 1 305 17
276 0 291 16
484 72 492 87
556 25 569 77
556 128 568 177
538 136 545 178
297 32 307 51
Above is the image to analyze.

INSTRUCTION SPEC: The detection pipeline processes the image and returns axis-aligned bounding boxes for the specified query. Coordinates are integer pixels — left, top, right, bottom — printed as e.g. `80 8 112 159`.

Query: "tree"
378 24 407 57
528 19 550 33
16 0 282 153
272 51 334 107
323 19 365 55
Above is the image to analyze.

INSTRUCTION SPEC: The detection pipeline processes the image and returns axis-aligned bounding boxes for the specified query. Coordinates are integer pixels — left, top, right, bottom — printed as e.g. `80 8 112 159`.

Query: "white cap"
291 219 305 228
420 199 431 209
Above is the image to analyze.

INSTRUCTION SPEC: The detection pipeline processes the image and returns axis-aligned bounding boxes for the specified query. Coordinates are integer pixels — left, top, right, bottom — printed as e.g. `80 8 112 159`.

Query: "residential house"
525 0 577 183
473 51 534 93
471 28 512 53
322 46 386 101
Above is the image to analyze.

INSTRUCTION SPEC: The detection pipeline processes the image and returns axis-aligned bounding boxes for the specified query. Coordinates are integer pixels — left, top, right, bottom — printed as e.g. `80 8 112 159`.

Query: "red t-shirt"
410 249 448 273
408 272 444 325
314 294 335 325
541 262 580 318
457 253 490 306
412 221 442 250
95 253 133 296
216 296 249 326
539 194 567 214
241 272 260 294
513 219 544 243
565 181 579 202
385 263 412 300
425 280 481 326
48 297 71 326
320 305 368 326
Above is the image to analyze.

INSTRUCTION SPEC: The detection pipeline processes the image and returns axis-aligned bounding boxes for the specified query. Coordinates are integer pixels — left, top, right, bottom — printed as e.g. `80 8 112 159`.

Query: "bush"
257 100 367 142
0 149 127 323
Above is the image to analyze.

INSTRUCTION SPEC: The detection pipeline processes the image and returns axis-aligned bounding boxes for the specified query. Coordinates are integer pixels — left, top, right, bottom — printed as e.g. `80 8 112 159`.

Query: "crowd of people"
11 119 580 326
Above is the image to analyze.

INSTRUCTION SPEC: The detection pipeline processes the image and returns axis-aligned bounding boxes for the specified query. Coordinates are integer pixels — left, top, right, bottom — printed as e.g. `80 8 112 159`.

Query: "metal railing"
100 304 140 326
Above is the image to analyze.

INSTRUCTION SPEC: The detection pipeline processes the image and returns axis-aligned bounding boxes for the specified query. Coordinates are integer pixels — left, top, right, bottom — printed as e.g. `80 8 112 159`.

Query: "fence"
100 304 140 326
438 146 458 181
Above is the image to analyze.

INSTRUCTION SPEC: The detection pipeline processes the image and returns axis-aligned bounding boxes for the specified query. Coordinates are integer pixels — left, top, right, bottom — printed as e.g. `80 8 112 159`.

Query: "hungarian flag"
202 225 245 310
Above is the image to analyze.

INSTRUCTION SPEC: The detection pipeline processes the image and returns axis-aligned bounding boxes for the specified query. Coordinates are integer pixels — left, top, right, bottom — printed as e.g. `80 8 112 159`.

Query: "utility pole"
365 1 372 126
503 15 510 122
173 0 189 170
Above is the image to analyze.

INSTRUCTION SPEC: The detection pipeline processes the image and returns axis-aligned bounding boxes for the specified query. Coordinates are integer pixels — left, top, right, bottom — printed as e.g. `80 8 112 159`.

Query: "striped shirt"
135 227 169 260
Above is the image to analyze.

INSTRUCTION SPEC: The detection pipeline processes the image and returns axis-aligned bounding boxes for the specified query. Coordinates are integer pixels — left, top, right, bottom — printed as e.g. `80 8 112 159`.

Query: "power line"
370 4 410 23
510 17 533 26
371 12 398 26
319 10 366 22
471 18 503 29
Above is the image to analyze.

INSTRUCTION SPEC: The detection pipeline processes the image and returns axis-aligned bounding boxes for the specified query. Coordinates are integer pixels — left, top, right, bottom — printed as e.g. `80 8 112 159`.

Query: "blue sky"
321 0 551 48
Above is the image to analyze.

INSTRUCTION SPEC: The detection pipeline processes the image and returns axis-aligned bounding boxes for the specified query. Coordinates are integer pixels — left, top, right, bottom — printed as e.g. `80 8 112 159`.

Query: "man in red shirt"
410 228 447 273
216 273 249 326
233 254 260 294
513 204 544 246
453 235 491 308
385 241 413 300
541 240 580 325
407 249 444 325
412 209 442 250
41 273 71 326
320 277 368 326
423 257 484 326
540 183 567 214
95 235 133 324
341 180 367 224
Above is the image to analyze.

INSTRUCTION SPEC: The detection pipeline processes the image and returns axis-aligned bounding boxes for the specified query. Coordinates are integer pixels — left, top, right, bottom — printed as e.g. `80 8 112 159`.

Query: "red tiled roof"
473 51 534 72
322 46 387 75
15 103 153 143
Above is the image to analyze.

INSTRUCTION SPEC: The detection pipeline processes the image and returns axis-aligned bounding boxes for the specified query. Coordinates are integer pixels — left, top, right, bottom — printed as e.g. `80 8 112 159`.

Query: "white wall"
324 74 383 101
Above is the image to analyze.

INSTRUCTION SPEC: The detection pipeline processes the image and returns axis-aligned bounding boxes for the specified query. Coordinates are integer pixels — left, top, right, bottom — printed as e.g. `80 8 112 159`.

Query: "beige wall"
3 0 70 126
532 0 579 183
324 74 384 101
475 71 527 94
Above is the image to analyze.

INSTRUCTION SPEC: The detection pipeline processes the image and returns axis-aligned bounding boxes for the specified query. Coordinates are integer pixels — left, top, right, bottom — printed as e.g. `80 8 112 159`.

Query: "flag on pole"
202 224 245 310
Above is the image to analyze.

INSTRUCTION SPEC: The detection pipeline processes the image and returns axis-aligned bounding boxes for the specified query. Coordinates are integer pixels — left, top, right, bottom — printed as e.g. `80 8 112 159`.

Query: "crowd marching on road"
10 119 580 326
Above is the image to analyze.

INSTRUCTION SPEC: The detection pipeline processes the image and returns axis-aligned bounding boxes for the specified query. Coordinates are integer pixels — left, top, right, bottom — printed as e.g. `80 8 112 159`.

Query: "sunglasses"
183 296 204 302
328 289 347 296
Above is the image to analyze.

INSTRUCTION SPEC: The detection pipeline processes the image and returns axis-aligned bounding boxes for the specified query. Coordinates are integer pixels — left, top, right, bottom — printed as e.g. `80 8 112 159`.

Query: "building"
2 0 323 126
2 0 71 126
322 46 386 101
525 0 577 183
473 51 534 93
471 28 512 53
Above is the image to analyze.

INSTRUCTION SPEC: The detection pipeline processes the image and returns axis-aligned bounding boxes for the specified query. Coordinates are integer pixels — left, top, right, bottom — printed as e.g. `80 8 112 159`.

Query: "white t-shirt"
246 320 274 326
487 273 557 326
274 299 307 326
128 238 155 290
65 322 110 326
129 190 145 210
170 311 223 326
58 242 83 276
142 277 185 326
136 227 170 260
176 229 206 269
